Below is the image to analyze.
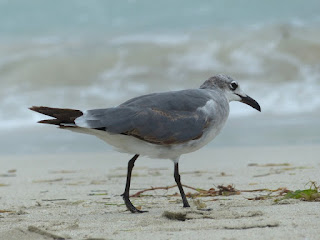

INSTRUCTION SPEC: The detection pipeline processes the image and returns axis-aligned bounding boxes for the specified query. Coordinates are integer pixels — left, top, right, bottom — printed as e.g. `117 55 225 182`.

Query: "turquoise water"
0 0 320 154
1 0 319 37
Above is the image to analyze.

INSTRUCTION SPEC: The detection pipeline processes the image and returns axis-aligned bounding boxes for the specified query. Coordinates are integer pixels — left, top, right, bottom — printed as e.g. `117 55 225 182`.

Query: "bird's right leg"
121 154 147 213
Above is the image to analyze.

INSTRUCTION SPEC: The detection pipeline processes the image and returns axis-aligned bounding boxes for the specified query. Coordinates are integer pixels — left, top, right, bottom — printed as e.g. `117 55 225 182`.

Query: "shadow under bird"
30 74 261 213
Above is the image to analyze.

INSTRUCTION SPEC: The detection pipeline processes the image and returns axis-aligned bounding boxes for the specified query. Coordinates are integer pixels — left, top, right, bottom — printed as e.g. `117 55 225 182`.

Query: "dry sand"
0 145 320 240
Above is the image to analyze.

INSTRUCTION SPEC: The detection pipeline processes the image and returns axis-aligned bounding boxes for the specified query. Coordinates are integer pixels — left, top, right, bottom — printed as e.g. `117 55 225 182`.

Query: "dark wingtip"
36 118 60 125
30 106 83 125
29 106 45 113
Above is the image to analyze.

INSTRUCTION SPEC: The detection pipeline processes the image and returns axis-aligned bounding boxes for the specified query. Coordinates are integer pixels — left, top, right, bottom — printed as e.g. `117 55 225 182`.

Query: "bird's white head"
200 74 261 112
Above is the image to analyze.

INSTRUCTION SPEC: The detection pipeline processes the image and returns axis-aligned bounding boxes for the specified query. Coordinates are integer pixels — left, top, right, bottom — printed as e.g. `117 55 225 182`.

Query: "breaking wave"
1 23 320 129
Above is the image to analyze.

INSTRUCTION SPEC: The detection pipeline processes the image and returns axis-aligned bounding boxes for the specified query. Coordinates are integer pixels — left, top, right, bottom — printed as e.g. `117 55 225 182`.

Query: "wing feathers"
76 107 210 145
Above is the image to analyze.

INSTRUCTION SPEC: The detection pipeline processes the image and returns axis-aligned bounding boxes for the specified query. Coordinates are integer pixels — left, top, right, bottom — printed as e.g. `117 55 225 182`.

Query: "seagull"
30 74 260 213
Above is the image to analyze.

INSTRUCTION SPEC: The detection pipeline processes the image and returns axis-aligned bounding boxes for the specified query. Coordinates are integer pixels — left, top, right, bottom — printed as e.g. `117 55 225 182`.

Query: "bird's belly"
70 128 180 159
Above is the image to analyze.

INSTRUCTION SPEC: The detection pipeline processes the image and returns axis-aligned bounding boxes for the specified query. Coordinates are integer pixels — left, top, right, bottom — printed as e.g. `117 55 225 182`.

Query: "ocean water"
1 0 320 154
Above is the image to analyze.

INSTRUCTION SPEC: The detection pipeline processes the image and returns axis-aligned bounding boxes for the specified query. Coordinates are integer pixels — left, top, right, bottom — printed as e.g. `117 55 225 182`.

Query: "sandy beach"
0 145 319 240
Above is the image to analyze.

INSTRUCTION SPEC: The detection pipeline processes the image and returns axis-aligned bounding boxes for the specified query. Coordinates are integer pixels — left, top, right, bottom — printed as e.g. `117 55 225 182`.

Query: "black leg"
174 162 190 208
121 154 146 213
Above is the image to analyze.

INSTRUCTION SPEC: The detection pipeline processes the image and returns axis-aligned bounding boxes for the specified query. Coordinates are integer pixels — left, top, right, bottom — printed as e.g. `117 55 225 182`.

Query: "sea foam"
1 23 320 130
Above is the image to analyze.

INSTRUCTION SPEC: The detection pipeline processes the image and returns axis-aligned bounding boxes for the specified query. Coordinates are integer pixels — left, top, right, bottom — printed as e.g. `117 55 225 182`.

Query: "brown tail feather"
30 106 83 126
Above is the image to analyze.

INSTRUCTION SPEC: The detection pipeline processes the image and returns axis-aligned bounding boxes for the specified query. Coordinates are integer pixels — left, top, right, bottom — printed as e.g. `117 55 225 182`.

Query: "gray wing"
120 89 211 111
76 90 213 145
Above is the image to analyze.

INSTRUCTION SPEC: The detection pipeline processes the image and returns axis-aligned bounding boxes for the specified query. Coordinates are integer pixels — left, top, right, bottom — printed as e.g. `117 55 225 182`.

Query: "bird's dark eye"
230 81 238 90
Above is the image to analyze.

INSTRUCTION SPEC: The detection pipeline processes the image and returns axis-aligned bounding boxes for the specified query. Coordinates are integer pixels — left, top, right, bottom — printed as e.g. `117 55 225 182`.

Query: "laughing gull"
30 74 260 213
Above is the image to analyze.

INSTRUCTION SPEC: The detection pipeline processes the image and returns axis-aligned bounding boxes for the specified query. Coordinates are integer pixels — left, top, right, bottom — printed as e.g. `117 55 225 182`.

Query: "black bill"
237 94 261 112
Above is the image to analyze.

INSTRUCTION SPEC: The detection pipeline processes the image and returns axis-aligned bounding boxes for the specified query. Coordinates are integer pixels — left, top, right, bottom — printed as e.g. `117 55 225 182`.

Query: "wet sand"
0 145 319 239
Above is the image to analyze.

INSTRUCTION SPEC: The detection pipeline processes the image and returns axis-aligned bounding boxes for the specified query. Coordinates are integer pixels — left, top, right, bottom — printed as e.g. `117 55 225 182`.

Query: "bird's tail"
29 106 83 126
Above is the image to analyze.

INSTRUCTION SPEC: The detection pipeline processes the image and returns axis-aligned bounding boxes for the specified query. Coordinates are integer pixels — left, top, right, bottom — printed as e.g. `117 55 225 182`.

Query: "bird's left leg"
121 154 147 213
174 162 190 208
